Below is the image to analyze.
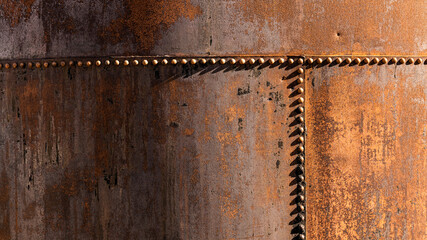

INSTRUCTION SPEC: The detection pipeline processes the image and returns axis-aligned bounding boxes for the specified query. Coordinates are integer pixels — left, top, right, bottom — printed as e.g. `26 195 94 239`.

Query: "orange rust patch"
101 0 202 51
0 0 35 26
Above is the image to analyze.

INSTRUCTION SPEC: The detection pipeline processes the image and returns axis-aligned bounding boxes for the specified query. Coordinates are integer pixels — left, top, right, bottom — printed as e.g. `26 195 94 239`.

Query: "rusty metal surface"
0 62 306 239
306 62 427 239
0 0 426 59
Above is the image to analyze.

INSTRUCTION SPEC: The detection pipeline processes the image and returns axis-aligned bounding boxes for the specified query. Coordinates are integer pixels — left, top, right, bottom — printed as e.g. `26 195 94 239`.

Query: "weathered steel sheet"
0 62 304 239
306 62 426 239
0 0 425 59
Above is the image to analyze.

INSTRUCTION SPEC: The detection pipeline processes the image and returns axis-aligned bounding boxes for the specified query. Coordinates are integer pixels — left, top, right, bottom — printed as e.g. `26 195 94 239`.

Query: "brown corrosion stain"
0 0 35 26
101 0 202 51
237 0 296 25
0 169 11 240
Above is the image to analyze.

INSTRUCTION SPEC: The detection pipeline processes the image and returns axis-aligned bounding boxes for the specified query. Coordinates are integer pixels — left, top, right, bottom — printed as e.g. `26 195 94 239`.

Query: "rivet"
336 57 343 64
35 62 41 68
0 64 2 69
86 61 92 67
297 116 304 123
268 58 275 64
27 62 33 68
248 58 256 64
258 58 265 64
288 58 295 64
298 127 305 134
171 59 178 65
407 58 414 64
19 62 26 68
279 58 286 64
219 59 226 64
294 224 306 233
316 58 323 64
372 57 379 64
297 185 305 193
354 58 361 64
114 60 120 66
142 60 149 65
344 58 351 64
326 57 332 64
298 175 305 182
362 58 370 64
297 107 304 113
239 58 246 64
68 61 74 66
380 58 388 64
307 58 314 64
60 61 66 67
5 63 10 69
105 60 111 65
162 59 168 65
152 59 159 65
12 63 17 68
297 58 304 64
123 60 129 66
297 155 304 163
297 88 304 94
191 59 197 65
390 57 397 64
298 136 305 143
230 58 236 64
133 60 139 65
297 234 306 240
297 213 305 222
181 59 188 64
43 62 49 68
209 59 216 64
297 145 304 152
51 62 57 67
96 60 102 66
296 195 305 202
200 58 207 64
297 78 304 84
398 58 405 64
297 68 304 74
297 97 304 103
415 58 422 64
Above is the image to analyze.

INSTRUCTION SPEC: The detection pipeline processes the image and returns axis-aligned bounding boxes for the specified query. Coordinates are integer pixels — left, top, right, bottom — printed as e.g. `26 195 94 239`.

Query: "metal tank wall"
0 1 425 240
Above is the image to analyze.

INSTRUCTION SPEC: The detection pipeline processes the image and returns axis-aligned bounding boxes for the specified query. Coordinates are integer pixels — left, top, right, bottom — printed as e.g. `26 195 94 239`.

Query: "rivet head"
51 62 57 67
297 185 305 193
239 58 246 64
18 63 24 68
415 58 422 64
95 60 101 66
354 58 361 64
200 58 207 64
123 60 129 66
297 156 305 164
380 58 388 64
12 63 17 68
307 58 314 64
170 59 177 65
86 61 92 67
344 58 351 64
35 62 41 68
105 60 111 65
297 88 304 94
60 61 66 67
27 62 33 68
391 57 397 63
298 234 306 240
162 59 168 65
43 62 49 68
372 57 379 64
181 59 188 64
152 59 159 65
209 59 216 64
114 60 120 66
407 58 414 64
230 58 236 64
297 116 304 123
297 58 304 64
297 97 304 103
297 107 304 113
258 58 265 64
398 58 405 64
133 60 139 65
297 145 304 153
297 195 305 202
288 58 295 64
297 78 304 84
297 213 305 221
142 60 149 65
336 57 343 64
5 63 10 69
298 127 305 133
279 58 286 64
268 58 275 64
68 61 74 66
326 57 332 64
248 58 255 64
0 64 2 69
298 136 305 142
297 68 304 74
219 59 226 64
316 58 323 64
191 59 197 65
